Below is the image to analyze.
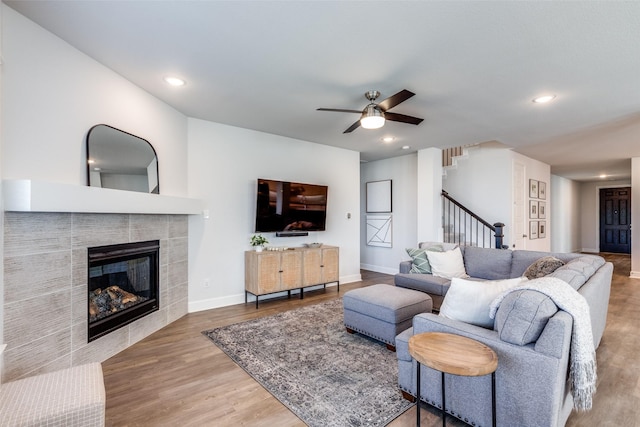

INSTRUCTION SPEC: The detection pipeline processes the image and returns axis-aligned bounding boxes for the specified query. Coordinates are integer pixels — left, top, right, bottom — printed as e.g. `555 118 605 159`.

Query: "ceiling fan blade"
343 120 362 133
377 89 416 111
317 108 362 114
384 112 424 125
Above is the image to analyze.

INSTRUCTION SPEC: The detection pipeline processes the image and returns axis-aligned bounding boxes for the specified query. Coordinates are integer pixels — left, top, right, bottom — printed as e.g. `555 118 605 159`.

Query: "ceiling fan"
317 89 424 133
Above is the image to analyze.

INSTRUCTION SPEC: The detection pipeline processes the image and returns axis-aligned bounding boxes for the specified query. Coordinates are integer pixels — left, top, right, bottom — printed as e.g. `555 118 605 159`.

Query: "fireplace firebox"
87 240 160 342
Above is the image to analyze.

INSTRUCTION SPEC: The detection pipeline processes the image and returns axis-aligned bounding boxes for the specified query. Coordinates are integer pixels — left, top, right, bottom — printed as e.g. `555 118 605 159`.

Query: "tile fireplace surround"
2 212 189 383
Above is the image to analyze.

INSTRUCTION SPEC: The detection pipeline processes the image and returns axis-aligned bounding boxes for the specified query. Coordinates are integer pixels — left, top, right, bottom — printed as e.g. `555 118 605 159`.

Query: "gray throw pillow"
523 256 565 280
494 289 559 345
406 245 443 274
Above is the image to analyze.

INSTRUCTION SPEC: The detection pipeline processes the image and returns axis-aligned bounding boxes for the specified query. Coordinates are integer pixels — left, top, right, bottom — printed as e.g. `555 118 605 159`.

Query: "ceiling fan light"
360 104 385 129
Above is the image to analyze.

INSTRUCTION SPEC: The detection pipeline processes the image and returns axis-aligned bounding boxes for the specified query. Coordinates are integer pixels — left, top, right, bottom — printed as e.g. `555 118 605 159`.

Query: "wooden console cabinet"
245 245 339 308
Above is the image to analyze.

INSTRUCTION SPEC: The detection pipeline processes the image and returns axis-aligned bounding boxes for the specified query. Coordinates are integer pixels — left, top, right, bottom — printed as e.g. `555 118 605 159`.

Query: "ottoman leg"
346 327 355 334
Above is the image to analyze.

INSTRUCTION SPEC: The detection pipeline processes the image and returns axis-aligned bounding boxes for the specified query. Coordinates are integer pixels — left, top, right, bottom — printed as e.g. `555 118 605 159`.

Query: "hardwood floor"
103 254 637 427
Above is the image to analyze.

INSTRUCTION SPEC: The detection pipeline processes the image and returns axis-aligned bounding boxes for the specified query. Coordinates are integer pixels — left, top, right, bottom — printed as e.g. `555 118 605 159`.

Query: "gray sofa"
394 244 613 427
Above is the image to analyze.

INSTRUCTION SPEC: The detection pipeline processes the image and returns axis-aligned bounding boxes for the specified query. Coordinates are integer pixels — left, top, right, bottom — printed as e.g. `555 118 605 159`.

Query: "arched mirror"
86 124 159 194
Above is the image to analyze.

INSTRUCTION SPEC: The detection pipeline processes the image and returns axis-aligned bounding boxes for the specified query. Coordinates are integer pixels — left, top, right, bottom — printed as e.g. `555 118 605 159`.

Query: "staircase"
441 144 477 177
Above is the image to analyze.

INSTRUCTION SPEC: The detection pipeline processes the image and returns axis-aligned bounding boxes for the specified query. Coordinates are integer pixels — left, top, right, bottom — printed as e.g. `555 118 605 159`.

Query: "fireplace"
88 240 160 342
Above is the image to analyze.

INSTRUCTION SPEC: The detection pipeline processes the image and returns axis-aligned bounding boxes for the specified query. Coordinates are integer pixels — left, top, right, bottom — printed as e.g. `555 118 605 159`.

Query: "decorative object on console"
250 234 269 252
86 124 159 194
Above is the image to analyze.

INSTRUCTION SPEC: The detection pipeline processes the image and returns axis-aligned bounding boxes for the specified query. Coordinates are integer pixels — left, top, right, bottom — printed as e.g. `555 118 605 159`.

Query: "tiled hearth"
2 212 189 382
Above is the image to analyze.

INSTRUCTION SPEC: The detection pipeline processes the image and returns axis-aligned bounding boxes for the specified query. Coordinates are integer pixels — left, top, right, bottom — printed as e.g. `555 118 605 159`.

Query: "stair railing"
441 190 505 249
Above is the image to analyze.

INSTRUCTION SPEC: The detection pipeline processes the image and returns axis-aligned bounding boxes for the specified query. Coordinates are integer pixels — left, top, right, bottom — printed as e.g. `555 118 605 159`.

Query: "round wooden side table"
408 332 498 427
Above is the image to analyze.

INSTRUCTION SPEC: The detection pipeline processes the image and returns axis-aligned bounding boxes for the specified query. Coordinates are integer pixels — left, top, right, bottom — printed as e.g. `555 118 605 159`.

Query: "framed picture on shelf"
530 221 539 239
529 200 538 219
539 181 547 200
538 221 547 238
529 179 539 199
538 201 546 219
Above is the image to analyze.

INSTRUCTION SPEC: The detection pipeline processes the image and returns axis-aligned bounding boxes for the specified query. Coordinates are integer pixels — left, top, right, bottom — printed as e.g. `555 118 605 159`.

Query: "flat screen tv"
255 178 328 233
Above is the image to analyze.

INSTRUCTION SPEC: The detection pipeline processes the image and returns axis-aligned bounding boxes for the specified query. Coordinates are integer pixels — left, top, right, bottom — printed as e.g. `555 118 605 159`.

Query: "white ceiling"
6 1 640 181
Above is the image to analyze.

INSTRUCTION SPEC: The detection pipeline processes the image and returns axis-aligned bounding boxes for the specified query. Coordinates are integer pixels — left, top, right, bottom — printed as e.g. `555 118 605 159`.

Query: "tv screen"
255 179 328 233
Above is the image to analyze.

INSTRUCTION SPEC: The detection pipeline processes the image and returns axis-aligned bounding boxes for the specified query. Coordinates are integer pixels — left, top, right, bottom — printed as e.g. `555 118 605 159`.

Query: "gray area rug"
203 299 412 427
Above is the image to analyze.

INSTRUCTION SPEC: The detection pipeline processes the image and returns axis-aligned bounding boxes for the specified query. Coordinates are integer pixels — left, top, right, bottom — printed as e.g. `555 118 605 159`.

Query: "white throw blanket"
489 277 596 411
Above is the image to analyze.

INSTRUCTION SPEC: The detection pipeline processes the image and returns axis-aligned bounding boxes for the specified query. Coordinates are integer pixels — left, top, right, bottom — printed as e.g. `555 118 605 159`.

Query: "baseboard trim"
359 264 399 275
629 271 640 280
581 248 600 254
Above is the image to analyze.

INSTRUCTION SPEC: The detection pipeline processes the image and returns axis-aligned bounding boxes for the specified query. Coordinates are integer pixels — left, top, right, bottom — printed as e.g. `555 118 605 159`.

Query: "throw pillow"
523 256 565 280
426 247 468 279
494 289 559 345
405 245 444 274
439 276 527 328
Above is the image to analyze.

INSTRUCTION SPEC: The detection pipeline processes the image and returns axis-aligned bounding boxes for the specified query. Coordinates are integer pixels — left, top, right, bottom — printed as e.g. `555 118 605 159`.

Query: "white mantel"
2 180 204 215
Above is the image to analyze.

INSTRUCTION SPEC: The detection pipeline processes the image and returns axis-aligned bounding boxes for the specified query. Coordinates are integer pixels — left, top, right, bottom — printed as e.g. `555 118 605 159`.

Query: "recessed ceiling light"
532 95 556 104
382 137 395 143
87 159 95 164
402 145 411 150
600 174 608 179
164 76 186 87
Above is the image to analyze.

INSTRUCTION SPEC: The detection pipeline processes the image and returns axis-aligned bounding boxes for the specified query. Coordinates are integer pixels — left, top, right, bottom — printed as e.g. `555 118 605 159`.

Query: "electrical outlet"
204 278 210 288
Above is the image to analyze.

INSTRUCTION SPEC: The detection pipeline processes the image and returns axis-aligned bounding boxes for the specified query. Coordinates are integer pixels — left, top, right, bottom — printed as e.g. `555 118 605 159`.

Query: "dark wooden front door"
600 187 631 253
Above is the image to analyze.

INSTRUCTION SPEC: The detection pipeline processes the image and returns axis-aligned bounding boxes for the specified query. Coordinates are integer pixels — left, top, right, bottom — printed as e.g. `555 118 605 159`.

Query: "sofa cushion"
523 256 565 279
405 245 443 274
548 255 606 290
439 276 527 328
427 247 469 279
394 273 451 296
463 246 513 280
494 289 559 345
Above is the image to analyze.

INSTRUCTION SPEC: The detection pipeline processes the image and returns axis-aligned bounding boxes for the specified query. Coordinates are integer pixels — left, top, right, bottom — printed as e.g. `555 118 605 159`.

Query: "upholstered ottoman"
343 284 432 351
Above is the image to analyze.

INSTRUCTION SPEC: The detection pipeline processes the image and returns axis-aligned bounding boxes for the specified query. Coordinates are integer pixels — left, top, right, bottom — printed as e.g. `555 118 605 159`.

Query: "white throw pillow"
426 247 468 279
440 277 528 328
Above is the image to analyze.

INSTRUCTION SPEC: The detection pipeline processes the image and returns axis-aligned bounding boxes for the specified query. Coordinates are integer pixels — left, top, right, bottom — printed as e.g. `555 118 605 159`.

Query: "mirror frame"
86 124 160 194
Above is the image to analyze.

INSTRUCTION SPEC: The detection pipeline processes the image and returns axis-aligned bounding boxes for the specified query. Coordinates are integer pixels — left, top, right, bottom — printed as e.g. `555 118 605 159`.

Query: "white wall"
187 118 361 311
550 174 581 253
360 154 417 274
1 5 188 196
579 179 631 253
